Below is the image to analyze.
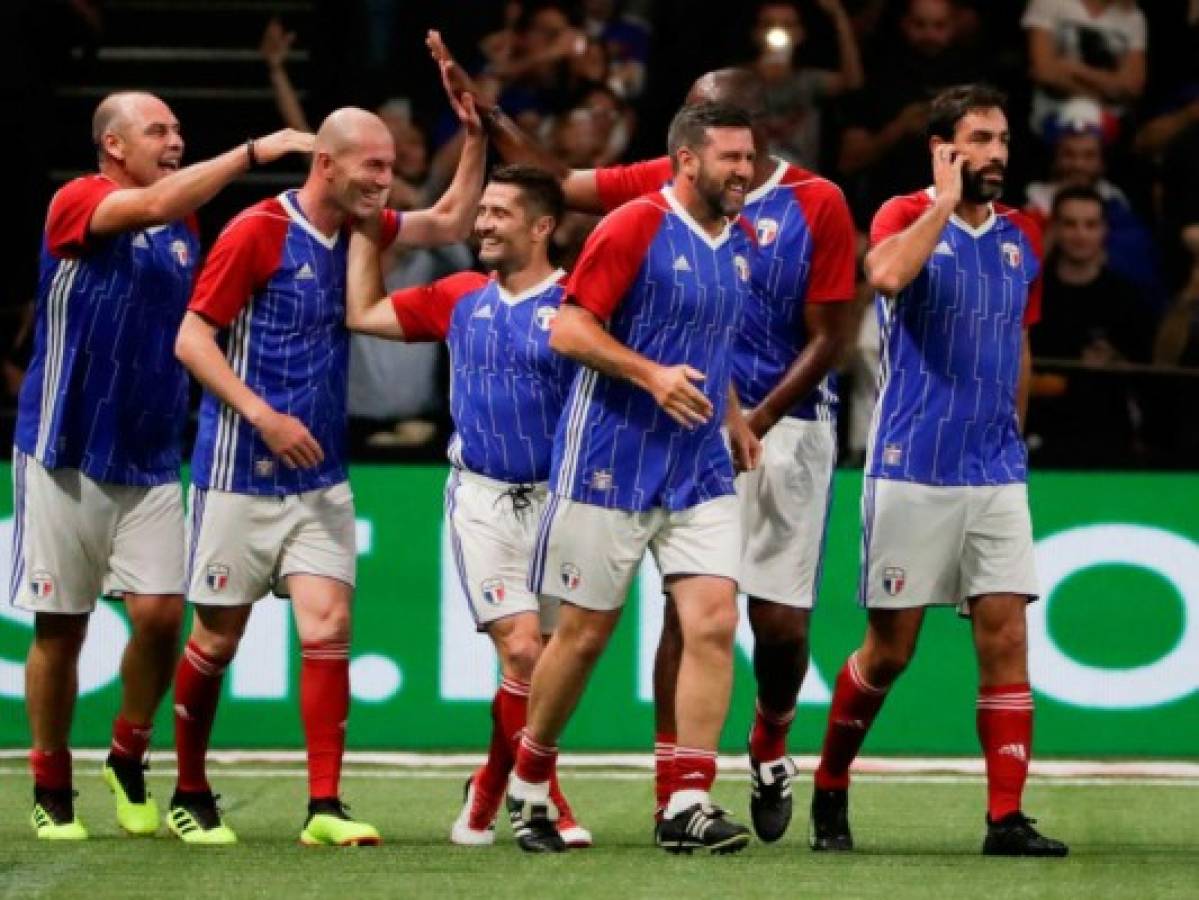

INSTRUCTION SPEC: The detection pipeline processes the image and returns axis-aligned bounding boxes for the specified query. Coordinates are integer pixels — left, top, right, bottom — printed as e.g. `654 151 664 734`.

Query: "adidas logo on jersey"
934 240 954 256
296 262 316 280
473 305 494 319
132 233 150 249
672 255 692 273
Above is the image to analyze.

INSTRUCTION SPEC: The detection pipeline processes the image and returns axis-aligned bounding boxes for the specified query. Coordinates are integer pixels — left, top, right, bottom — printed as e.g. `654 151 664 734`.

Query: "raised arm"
818 0 864 95
346 223 404 338
260 17 312 132
90 129 313 236
865 149 961 296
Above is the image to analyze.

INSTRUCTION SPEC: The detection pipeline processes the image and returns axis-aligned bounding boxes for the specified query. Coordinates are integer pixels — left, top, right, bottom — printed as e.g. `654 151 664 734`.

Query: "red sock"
548 773 575 824
978 683 1033 821
653 731 676 813
111 714 152 763
513 731 558 786
30 749 72 792
476 677 529 801
174 641 230 794
749 700 795 762
814 653 889 791
672 747 717 795
301 640 350 801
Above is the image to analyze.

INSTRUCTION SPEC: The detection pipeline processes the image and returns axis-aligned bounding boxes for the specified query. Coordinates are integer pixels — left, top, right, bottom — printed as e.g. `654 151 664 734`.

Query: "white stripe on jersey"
35 259 79 459
213 304 254 490
558 367 598 493
863 296 895 472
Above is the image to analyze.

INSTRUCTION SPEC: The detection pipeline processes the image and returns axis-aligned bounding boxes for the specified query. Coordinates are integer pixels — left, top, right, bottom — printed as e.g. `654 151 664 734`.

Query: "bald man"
430 35 856 843
169 102 486 846
13 91 310 841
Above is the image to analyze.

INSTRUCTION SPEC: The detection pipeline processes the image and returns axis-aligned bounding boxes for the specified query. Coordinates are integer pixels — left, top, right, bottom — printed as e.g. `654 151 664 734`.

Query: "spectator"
1153 225 1199 368
746 0 864 169
837 0 986 223
1023 121 1162 304
1023 0 1147 142
576 82 635 165
493 3 587 131
1027 185 1152 466
581 0 651 98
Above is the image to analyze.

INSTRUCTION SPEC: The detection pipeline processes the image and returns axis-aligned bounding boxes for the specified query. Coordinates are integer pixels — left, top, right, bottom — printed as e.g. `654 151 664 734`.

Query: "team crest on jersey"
734 255 750 282
254 458 276 478
589 469 613 491
170 239 190 266
205 564 230 592
1001 242 1022 268
480 577 506 605
29 571 54 599
882 566 906 596
756 218 779 247
560 563 582 591
535 306 558 331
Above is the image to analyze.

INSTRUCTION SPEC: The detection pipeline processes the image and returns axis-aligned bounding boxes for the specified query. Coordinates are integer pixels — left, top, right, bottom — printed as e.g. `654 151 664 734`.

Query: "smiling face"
944 106 1010 204
322 117 396 218
98 94 184 186
474 181 553 276
679 126 755 219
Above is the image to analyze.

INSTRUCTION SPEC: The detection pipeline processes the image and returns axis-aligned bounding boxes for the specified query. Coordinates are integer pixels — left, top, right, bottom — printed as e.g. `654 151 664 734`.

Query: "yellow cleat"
31 793 88 841
102 761 159 836
168 791 237 846
299 800 381 847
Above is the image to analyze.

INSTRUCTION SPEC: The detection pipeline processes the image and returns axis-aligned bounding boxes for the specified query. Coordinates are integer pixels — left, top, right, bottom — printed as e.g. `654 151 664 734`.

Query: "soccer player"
506 102 761 855
343 163 590 850
168 102 485 846
428 33 856 840
11 90 311 840
807 84 1069 858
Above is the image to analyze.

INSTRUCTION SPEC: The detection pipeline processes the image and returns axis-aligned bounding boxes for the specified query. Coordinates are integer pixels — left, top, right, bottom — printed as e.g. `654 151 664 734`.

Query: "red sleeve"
392 271 489 342
565 198 666 321
44 176 119 258
1008 209 1044 327
799 182 857 303
869 193 930 246
188 206 287 327
595 157 674 213
379 209 401 248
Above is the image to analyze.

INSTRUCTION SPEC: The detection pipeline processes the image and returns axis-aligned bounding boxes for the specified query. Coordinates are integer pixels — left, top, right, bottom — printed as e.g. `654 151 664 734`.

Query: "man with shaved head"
169 97 486 846
13 90 310 840
429 35 856 842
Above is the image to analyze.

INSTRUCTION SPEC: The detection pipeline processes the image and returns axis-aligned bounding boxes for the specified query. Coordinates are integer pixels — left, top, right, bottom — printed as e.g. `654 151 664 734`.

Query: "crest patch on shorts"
882 566 906 596
30 571 54 599
206 563 230 592
481 577 505 605
560 563 581 591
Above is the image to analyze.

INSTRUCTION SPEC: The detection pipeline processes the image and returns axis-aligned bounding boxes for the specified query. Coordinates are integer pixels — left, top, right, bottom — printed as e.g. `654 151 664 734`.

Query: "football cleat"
31 788 88 841
102 754 159 836
300 798 381 847
656 803 750 855
749 752 796 843
550 782 592 848
809 787 853 851
168 790 237 845
983 812 1069 857
451 773 498 846
506 793 565 853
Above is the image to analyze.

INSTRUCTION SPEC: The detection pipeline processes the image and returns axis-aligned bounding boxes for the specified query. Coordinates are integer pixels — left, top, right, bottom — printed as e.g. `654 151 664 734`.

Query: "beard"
962 163 1005 204
695 165 747 219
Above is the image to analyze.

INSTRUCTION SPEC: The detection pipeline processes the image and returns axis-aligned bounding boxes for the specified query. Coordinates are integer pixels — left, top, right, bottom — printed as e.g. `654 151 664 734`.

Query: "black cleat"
506 794 566 853
983 812 1069 857
749 753 796 843
656 803 751 855
809 788 853 851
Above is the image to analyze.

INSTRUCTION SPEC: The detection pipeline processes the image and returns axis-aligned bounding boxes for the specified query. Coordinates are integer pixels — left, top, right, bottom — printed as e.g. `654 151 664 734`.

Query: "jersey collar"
745 157 789 205
924 186 996 238
661 186 732 250
279 190 341 250
496 268 566 306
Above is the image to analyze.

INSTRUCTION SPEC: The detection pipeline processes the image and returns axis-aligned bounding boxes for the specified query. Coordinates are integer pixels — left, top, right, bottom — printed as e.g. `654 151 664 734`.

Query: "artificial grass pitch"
2 765 1196 899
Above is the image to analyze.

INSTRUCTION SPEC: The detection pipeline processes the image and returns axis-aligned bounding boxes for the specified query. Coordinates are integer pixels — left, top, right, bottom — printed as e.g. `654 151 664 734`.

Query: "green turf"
2 768 1196 899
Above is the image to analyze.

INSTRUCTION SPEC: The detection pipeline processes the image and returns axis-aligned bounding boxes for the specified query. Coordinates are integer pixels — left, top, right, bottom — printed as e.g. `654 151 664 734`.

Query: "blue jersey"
866 189 1044 486
15 175 199 486
551 188 755 512
390 269 575 484
189 192 398 495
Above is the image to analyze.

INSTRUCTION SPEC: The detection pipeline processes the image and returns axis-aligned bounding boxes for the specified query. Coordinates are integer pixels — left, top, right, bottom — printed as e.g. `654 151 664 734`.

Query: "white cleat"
558 822 593 848
450 775 496 847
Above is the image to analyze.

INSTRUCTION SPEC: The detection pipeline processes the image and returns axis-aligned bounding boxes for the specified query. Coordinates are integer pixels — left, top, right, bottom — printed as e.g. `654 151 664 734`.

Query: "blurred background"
0 0 1197 753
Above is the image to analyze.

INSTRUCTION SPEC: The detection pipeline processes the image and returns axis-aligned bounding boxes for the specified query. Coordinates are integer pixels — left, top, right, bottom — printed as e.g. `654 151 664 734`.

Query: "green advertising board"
1 464 1196 755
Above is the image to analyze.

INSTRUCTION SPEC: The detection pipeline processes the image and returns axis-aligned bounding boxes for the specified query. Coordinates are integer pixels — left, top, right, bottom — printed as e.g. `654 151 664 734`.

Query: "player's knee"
131 601 184 647
33 613 88 657
749 603 810 654
559 619 610 666
863 644 913 685
500 635 543 681
979 617 1027 663
687 601 739 649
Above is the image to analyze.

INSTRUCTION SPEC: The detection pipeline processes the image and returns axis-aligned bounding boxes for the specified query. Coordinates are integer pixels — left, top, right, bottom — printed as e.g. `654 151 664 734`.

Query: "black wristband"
246 138 260 169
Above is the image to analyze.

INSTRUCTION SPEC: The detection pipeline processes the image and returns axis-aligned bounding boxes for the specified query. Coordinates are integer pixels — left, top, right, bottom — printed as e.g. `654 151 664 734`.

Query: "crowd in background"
5 0 1199 468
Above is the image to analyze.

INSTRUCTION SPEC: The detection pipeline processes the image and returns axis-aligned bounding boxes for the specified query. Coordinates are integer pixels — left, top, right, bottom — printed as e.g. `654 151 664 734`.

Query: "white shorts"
860 478 1039 614
445 469 560 632
187 482 356 606
9 449 186 614
530 494 741 612
736 417 836 608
